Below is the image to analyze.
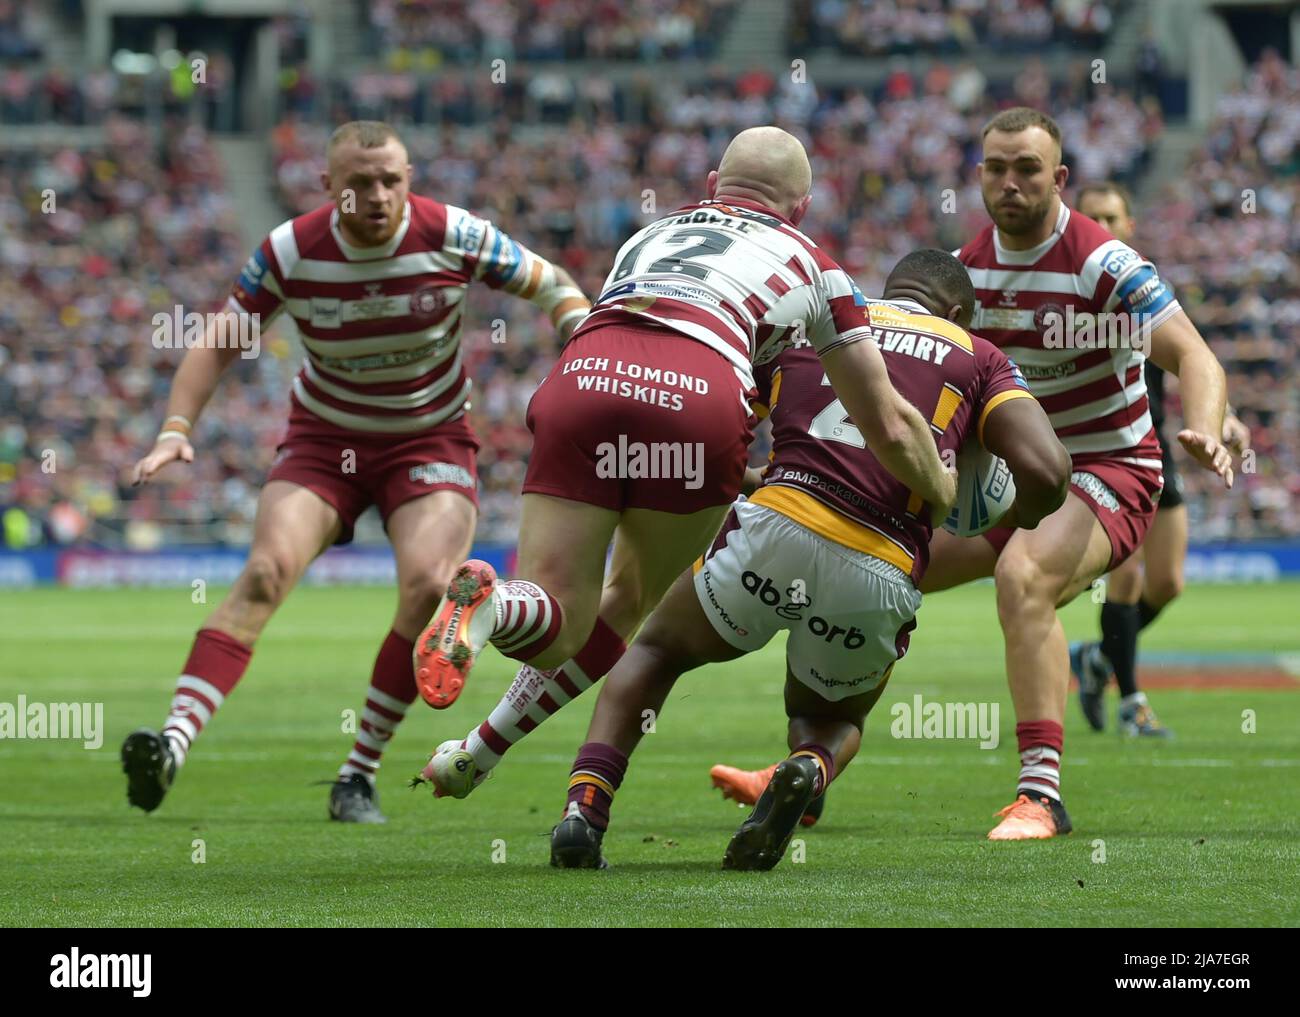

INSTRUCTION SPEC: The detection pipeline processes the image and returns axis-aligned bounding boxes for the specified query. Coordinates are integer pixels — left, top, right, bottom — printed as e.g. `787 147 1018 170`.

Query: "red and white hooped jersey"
956 203 1180 468
573 198 875 396
230 194 538 434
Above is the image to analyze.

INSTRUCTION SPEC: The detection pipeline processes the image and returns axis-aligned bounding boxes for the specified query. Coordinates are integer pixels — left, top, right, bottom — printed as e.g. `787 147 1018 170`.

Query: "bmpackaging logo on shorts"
741 570 866 647
1071 471 1120 512
409 462 474 488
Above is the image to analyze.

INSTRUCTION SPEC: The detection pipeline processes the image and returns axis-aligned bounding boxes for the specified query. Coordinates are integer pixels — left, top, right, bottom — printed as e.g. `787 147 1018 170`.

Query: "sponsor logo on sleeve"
237 248 269 296
1102 246 1140 276
1115 264 1175 317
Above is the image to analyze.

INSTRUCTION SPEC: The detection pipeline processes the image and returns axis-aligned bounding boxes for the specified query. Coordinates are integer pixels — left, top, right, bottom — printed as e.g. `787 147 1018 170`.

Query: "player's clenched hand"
132 435 195 486
929 468 957 528
1221 414 1250 457
1177 428 1233 490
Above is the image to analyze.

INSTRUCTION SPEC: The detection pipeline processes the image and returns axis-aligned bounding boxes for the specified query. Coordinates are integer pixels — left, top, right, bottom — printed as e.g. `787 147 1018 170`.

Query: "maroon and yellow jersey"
751 297 1035 582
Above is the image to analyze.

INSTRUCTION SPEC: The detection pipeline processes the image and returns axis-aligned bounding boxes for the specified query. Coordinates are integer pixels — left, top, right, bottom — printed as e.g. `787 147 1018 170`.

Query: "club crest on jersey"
409 283 449 319
1033 302 1066 332
999 289 1019 306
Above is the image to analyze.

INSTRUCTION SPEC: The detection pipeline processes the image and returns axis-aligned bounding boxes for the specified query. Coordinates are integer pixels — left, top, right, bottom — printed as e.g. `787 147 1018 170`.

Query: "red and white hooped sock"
467 616 627 771
490 580 564 662
337 628 417 783
1015 719 1064 803
162 628 252 766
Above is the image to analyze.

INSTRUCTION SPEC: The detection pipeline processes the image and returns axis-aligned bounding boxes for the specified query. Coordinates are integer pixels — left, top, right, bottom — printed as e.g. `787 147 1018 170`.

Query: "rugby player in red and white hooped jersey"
927 108 1235 840
122 120 590 823
409 127 956 802
548 250 1072 869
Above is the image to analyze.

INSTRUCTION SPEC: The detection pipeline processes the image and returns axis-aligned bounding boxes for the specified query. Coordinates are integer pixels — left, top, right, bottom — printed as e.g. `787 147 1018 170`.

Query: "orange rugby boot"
711 762 825 828
987 793 1073 840
413 560 499 709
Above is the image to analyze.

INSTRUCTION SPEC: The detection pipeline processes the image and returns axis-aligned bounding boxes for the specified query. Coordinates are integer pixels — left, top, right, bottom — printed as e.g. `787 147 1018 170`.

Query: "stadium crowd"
789 0 1120 57
1 52 1295 549
364 0 739 66
0 118 279 550
0 0 44 60
1140 48 1300 539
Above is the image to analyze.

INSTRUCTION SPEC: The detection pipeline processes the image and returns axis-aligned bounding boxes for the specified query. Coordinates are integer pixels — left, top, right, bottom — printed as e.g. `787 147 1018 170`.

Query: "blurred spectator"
792 0 1120 57
2 48 1295 547
0 0 43 60
1141 48 1300 538
0 117 282 547
361 0 740 65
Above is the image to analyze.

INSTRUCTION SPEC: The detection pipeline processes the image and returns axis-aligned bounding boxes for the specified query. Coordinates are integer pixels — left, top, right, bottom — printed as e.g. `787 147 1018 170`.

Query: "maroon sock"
163 627 253 764
565 741 629 831
791 742 836 796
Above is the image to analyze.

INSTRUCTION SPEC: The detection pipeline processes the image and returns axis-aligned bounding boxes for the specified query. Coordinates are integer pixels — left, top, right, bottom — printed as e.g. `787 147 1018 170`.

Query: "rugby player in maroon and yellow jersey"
549 249 1071 869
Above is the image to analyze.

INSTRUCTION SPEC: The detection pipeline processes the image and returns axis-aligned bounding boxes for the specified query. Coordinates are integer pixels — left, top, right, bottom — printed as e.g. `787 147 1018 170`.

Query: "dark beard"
988 194 1054 238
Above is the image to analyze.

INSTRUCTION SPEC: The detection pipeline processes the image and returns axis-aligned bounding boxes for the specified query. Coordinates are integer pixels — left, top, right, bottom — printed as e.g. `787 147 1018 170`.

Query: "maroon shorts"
265 404 479 545
523 323 753 513
982 456 1163 570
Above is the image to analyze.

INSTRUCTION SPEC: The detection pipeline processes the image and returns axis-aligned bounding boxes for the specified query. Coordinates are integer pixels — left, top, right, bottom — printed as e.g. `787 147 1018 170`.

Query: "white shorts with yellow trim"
693 500 922 702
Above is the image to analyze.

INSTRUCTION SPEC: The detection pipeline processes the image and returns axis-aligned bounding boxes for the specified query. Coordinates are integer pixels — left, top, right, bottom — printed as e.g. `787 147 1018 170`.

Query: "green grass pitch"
1 581 1297 927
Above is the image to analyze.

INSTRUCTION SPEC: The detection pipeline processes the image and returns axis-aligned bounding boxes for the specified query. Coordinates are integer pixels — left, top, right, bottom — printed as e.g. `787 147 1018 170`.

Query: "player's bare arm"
1079 181 1239 489
131 310 250 486
980 396 1071 530
821 339 958 520
1147 309 1233 488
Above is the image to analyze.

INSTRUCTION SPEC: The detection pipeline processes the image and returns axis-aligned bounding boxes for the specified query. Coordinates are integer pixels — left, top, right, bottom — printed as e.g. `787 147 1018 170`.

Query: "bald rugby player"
123 120 589 823
548 250 1070 870
409 127 957 803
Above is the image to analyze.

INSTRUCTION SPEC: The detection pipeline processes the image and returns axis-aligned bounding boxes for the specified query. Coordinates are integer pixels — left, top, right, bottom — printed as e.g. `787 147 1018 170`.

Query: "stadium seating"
1140 48 1300 538
1 41 1295 546
364 0 740 65
789 0 1121 57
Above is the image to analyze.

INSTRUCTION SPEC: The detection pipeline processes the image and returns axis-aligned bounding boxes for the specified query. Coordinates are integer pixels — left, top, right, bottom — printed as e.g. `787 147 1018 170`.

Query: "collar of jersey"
875 296 927 315
330 201 412 261
697 196 797 228
992 200 1069 265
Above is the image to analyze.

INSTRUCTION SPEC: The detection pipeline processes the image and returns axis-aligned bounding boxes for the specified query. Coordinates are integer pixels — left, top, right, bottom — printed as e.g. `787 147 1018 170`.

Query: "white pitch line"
1277 653 1300 677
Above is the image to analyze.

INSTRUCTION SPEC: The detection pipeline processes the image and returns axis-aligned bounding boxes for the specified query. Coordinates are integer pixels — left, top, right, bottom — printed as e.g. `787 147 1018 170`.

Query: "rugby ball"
941 441 1016 537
